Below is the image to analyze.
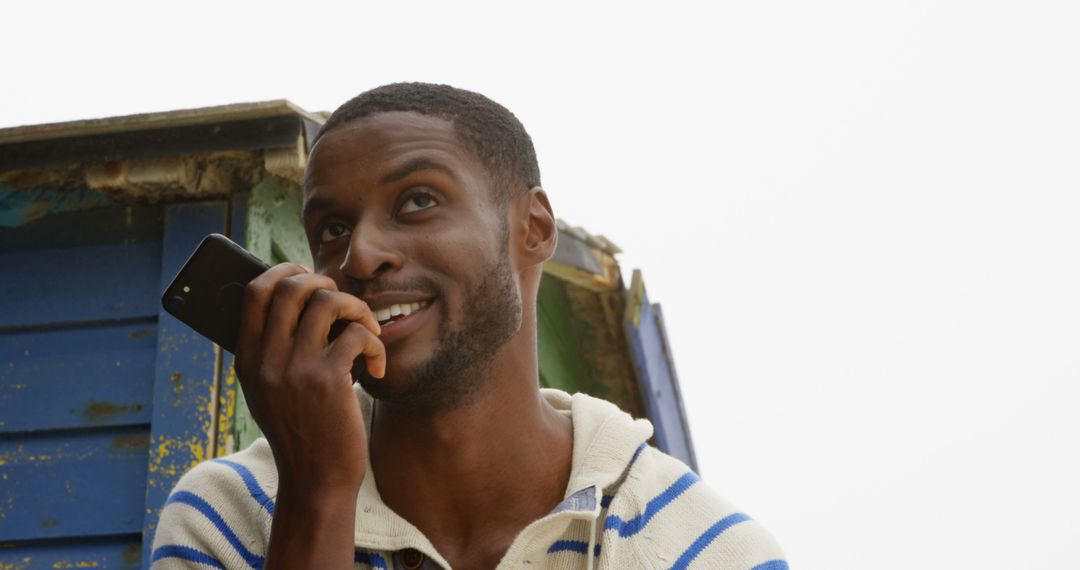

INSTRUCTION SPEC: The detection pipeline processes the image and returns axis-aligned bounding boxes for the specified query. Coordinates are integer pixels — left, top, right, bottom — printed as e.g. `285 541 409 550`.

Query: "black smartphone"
160 235 358 377
161 233 357 373
161 233 270 354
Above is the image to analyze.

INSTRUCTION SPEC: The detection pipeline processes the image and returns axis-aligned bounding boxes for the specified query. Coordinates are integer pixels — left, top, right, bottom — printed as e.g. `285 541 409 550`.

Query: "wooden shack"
0 102 695 568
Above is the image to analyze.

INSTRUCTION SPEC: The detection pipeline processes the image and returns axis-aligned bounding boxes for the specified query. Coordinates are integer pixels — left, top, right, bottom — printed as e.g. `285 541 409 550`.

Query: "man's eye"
399 194 437 215
319 222 351 244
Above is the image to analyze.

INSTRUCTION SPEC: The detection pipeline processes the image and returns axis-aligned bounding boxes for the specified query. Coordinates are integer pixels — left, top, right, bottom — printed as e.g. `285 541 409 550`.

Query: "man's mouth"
374 300 432 326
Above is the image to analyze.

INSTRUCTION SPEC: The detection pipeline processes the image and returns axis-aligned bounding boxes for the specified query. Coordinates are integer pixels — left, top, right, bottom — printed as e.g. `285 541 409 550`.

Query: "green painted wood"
537 274 594 393
234 176 313 452
536 272 648 419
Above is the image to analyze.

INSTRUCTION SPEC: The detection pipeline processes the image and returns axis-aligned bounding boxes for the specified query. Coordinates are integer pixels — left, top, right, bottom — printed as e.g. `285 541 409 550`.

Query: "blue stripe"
548 540 588 554
670 512 752 570
354 550 389 569
630 442 647 466
547 540 602 557
151 545 226 569
166 491 265 568
751 561 789 570
596 443 645 512
214 458 276 516
603 471 700 537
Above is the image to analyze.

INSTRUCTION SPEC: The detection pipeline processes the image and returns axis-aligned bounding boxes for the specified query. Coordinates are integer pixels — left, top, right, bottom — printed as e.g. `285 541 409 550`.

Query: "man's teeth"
375 301 429 324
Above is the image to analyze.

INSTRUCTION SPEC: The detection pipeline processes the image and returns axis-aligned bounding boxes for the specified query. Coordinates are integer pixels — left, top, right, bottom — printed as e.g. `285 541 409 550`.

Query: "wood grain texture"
0 426 149 541
0 321 156 433
140 201 227 567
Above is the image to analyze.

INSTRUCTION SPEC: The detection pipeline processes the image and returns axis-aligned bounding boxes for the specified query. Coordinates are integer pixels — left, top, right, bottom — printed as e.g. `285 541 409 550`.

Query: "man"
151 83 786 569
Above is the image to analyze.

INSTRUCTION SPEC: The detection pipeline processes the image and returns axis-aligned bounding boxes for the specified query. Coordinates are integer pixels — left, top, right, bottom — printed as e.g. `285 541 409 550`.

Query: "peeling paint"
82 153 261 201
112 434 149 451
148 434 207 479
0 443 96 468
83 401 143 422
122 544 140 566
0 185 114 228
215 365 238 457
50 560 102 569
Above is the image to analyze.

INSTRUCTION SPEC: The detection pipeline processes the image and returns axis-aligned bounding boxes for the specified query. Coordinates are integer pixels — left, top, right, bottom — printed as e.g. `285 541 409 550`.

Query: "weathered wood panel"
141 201 227 567
0 241 161 329
232 177 313 451
0 426 149 541
0 535 142 569
624 270 698 471
0 321 156 433
537 273 647 420
0 200 162 251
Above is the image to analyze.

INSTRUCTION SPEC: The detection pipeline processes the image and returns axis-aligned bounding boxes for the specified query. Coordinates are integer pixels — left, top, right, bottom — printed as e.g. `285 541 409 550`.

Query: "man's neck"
368 348 573 566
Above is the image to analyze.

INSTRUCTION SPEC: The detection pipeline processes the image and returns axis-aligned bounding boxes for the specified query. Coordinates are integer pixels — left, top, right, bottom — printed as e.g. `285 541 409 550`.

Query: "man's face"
302 111 522 413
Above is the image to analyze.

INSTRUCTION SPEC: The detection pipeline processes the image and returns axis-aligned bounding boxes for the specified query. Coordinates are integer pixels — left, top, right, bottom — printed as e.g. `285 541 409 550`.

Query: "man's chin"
351 361 403 398
351 354 485 417
351 360 430 405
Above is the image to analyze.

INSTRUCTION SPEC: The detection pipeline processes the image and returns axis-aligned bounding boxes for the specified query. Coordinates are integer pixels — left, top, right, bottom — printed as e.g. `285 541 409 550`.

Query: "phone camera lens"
167 295 185 312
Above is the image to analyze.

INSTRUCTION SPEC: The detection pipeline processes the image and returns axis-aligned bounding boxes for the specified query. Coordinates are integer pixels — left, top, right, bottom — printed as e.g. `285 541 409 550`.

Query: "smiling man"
151 83 786 570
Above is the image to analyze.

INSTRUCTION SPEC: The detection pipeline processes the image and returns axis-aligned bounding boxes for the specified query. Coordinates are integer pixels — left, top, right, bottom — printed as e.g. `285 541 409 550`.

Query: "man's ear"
516 187 557 268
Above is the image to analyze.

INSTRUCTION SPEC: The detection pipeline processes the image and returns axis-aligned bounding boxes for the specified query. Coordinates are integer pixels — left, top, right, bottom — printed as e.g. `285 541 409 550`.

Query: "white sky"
4 1 1079 567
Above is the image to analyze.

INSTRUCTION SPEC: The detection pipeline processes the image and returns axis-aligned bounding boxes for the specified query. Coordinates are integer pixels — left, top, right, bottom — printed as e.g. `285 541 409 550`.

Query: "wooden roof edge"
0 100 326 146
555 218 622 256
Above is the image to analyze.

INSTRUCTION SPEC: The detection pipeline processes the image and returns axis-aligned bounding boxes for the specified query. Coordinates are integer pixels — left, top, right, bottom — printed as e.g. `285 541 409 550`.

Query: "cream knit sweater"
151 388 786 569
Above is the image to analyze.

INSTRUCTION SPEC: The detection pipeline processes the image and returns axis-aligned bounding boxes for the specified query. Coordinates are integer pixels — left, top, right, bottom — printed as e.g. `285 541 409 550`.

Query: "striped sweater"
151 387 786 569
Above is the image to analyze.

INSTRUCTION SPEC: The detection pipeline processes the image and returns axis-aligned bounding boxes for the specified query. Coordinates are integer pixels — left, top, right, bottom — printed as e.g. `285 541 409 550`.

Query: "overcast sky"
4 1 1079 567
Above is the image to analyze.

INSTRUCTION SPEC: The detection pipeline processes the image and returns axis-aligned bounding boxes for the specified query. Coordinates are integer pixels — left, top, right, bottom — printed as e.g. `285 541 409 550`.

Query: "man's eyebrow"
380 157 455 184
302 195 336 219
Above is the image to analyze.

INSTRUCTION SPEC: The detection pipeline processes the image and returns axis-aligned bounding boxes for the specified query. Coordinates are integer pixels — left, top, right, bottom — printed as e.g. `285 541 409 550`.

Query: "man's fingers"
262 272 340 357
326 322 387 379
237 263 310 371
238 264 385 388
294 289 381 353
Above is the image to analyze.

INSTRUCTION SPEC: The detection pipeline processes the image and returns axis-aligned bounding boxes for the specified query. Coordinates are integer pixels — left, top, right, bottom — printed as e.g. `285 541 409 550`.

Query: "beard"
353 246 523 415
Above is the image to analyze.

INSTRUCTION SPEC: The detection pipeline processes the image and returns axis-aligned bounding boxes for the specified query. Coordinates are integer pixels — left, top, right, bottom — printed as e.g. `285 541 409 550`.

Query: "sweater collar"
351 387 654 556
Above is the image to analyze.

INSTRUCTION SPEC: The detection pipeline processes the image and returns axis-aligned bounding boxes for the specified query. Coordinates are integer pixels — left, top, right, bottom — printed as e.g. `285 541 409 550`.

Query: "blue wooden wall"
0 198 229 569
624 270 699 472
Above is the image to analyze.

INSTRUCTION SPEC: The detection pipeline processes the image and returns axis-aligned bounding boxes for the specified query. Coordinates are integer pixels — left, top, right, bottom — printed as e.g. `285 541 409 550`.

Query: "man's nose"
340 223 403 281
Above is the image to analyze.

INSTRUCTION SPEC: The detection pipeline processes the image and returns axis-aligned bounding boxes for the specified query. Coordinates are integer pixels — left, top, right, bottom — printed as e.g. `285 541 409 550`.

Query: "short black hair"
314 82 541 206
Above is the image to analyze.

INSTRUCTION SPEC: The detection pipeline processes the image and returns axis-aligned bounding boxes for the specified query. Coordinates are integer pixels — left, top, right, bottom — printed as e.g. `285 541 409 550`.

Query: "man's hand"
234 263 385 569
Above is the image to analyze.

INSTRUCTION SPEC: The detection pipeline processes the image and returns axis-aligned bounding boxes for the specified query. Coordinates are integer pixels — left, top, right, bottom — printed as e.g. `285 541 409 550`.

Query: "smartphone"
161 234 271 353
161 234 355 365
